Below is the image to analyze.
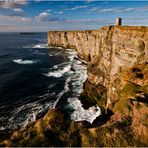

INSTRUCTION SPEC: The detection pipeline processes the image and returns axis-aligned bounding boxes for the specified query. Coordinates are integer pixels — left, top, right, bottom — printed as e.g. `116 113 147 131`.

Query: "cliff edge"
48 26 148 109
0 26 148 147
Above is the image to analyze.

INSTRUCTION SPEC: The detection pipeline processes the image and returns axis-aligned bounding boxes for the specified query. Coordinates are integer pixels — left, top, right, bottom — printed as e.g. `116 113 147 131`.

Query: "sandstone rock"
1 26 148 147
48 26 148 106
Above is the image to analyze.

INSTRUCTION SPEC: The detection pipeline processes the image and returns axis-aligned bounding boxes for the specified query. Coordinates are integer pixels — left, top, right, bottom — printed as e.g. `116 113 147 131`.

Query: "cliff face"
48 26 148 108
0 26 148 147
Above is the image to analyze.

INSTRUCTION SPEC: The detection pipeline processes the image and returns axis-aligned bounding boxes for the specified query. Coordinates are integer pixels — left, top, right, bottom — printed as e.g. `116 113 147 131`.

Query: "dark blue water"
0 33 100 131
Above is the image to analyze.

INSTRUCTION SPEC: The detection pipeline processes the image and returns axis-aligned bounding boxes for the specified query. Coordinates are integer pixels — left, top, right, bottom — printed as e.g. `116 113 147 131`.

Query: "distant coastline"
20 32 46 35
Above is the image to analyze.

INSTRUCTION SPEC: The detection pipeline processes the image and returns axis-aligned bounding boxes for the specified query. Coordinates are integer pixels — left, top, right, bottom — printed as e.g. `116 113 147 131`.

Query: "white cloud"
13 8 23 12
20 17 31 22
97 6 148 13
58 11 64 14
35 12 65 22
99 8 119 13
65 18 107 23
36 12 51 22
64 5 88 11
85 0 95 3
0 15 31 23
133 6 148 12
47 9 52 12
125 16 148 21
0 0 27 13
87 5 148 14
0 0 27 9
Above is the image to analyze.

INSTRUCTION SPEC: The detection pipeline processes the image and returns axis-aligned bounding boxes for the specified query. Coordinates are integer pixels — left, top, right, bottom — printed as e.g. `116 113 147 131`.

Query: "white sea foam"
32 43 48 48
32 44 64 49
55 46 63 49
48 51 63 57
13 59 38 64
6 93 58 130
3 47 99 130
23 43 48 49
68 98 101 124
52 77 71 108
48 83 57 89
52 62 69 69
34 50 45 55
0 126 4 131
63 48 101 124
44 65 71 78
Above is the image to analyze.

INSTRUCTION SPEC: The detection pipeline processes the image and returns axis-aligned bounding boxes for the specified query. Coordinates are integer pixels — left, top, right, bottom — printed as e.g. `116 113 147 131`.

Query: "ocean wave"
48 83 57 89
33 50 45 55
63 49 101 124
44 65 71 78
1 47 98 130
58 77 70 98
32 44 64 49
13 59 38 65
23 43 49 49
11 77 71 130
48 51 64 57
50 62 70 70
32 43 48 48
68 98 101 124
1 91 59 130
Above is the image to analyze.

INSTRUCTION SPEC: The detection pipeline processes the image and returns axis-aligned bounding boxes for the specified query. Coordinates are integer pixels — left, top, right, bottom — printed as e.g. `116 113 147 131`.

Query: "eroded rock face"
0 63 148 147
48 26 148 107
0 26 148 147
0 64 148 147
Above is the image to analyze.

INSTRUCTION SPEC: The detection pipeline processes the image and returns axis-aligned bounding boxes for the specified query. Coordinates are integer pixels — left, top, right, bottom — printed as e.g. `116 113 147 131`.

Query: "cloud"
35 12 51 22
36 12 65 22
35 11 107 25
85 0 95 3
0 0 27 9
125 6 148 12
58 11 64 14
0 15 31 23
115 6 148 13
13 8 23 12
8 11 25 17
87 7 121 14
0 24 40 32
0 0 27 12
65 18 107 24
99 8 119 13
125 16 148 21
64 5 88 11
88 5 148 14
46 9 52 12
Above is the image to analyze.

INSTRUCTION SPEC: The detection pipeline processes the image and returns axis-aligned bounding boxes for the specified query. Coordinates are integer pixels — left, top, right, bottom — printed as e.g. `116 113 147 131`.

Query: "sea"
0 33 101 131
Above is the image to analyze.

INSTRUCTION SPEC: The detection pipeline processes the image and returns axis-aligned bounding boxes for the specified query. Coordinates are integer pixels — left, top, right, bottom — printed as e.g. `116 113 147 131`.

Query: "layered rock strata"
0 26 148 147
48 26 148 109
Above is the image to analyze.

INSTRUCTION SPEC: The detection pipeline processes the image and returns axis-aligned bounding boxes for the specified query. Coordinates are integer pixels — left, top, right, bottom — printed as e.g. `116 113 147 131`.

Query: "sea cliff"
0 26 148 147
48 26 148 109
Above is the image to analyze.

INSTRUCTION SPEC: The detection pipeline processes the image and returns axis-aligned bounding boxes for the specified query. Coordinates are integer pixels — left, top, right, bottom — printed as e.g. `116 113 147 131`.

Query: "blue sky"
0 0 148 32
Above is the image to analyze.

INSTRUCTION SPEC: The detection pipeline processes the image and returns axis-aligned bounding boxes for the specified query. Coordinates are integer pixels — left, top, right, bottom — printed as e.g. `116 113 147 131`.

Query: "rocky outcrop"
1 63 148 147
0 26 148 147
48 26 148 108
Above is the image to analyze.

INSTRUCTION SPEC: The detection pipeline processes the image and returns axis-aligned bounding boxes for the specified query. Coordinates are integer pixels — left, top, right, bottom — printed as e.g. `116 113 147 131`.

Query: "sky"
0 0 148 32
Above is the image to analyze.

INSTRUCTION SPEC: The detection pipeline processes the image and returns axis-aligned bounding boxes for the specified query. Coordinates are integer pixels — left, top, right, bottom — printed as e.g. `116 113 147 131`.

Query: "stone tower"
115 18 122 26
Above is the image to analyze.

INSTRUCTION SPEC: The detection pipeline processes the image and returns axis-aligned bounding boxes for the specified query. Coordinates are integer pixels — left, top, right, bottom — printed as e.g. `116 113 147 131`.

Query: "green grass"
120 82 142 94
